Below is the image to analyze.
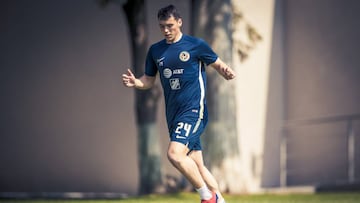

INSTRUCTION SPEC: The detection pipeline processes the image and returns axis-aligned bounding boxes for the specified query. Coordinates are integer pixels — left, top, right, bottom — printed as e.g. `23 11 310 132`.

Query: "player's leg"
167 118 218 202
167 141 217 202
189 150 225 203
167 141 205 188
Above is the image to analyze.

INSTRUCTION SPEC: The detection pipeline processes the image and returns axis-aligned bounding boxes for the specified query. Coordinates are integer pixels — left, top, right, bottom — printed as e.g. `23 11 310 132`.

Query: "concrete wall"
234 0 276 192
262 0 286 188
0 0 136 194
283 0 360 186
0 0 187 195
236 0 360 190
285 0 360 119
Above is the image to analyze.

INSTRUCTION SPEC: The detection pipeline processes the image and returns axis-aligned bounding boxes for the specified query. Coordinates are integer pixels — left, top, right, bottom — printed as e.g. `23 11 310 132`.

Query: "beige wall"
234 0 276 192
262 0 286 188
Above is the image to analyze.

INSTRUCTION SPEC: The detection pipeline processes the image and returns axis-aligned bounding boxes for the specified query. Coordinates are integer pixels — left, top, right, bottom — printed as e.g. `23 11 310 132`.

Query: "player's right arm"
122 69 156 90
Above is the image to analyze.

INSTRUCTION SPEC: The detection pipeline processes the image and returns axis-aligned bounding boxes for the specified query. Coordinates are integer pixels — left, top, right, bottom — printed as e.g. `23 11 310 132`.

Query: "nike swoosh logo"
157 57 165 63
176 135 186 139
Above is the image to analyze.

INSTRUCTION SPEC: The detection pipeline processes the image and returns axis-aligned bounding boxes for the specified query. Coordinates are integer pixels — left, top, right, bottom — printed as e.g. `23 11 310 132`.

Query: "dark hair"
157 5 182 20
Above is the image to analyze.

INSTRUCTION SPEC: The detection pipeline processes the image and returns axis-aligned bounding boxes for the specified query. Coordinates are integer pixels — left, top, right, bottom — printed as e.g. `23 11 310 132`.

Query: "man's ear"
178 18 183 27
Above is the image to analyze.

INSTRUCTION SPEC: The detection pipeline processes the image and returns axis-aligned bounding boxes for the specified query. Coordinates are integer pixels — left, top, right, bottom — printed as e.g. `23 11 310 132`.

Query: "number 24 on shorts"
175 122 192 137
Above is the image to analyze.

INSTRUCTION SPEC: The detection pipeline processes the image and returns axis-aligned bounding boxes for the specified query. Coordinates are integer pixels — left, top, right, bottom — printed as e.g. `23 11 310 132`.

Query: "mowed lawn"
1 192 360 203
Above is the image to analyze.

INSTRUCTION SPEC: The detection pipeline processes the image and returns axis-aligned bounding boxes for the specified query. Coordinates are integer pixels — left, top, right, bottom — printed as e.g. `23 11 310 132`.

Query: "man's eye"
160 24 173 30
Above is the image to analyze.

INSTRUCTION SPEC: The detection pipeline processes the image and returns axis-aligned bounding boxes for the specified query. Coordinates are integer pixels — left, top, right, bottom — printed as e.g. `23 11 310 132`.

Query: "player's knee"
167 149 178 165
167 148 184 167
168 142 185 163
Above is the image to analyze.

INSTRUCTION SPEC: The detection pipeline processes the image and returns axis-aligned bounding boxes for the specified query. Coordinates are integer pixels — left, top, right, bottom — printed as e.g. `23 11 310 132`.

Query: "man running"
122 5 235 203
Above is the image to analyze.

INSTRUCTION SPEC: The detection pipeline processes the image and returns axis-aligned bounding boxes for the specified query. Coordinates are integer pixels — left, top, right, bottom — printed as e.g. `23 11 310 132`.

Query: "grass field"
1 192 360 203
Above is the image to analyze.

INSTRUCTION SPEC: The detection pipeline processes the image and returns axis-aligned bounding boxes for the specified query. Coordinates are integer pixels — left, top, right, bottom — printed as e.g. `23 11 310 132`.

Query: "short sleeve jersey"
145 35 218 130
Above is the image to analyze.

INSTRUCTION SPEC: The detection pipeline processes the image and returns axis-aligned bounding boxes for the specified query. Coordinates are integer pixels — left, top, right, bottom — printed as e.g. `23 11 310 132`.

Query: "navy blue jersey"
145 35 218 131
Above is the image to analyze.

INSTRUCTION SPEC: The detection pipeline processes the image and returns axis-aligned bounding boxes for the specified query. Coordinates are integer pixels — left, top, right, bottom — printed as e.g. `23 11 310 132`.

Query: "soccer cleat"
201 191 218 203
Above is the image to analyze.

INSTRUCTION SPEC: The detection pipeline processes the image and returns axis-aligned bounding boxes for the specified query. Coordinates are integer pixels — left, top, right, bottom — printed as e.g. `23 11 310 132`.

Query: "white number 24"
175 122 192 137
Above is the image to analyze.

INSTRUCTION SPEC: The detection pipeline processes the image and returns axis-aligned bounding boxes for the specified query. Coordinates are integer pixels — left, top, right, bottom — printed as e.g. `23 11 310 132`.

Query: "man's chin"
165 37 174 43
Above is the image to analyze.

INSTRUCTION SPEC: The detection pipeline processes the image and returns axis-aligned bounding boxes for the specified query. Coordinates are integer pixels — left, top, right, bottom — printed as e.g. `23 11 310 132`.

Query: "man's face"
159 15 182 43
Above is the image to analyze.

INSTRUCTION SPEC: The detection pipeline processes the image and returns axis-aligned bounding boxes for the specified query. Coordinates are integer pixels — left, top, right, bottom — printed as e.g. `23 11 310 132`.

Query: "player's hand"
122 69 136 87
223 67 236 80
212 58 236 80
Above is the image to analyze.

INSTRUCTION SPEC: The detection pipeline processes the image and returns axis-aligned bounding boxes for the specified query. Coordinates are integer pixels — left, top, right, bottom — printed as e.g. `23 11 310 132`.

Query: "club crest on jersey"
179 51 190 62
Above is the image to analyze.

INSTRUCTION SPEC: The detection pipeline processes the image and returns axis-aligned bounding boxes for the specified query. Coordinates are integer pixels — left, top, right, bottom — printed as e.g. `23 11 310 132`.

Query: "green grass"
1 192 360 203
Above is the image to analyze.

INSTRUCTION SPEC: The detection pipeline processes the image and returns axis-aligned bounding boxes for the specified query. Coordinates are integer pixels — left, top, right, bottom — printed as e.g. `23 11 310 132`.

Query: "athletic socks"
218 198 226 203
216 192 225 203
196 185 212 200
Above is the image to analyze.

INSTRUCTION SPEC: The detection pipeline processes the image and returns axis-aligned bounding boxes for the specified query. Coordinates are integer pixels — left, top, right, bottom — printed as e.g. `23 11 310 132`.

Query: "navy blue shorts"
169 117 207 151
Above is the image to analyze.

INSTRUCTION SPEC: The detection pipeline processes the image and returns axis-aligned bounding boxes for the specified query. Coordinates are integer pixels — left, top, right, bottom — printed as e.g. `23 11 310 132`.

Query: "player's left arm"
209 58 236 80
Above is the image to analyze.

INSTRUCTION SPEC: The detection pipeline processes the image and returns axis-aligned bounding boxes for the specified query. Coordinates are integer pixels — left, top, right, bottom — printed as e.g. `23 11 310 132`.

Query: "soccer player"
122 4 235 203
